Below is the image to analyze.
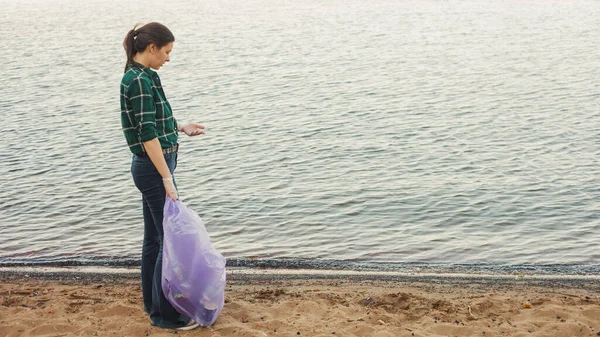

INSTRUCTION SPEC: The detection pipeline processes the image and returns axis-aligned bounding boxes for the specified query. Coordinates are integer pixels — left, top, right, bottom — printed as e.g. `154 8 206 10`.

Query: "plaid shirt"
120 62 178 155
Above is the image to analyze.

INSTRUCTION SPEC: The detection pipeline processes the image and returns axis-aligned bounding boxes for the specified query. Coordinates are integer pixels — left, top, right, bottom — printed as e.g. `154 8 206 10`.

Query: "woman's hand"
181 122 205 136
163 177 178 200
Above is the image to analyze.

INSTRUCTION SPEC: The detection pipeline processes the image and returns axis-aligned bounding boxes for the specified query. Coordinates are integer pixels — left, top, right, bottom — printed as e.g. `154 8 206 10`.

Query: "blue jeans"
131 152 190 329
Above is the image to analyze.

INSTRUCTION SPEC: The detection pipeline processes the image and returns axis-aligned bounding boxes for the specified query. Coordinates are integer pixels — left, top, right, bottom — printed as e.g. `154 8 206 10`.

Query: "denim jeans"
131 152 190 329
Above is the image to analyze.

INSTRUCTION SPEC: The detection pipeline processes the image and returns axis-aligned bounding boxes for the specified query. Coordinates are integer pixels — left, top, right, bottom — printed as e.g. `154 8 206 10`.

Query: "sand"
0 270 599 337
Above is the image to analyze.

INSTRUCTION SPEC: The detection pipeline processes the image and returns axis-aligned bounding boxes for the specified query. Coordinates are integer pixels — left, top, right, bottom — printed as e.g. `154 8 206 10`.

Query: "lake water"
1 0 599 273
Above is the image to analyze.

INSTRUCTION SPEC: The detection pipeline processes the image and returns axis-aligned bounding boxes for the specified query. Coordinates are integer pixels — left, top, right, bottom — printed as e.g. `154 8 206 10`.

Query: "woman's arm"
143 138 178 200
128 76 178 200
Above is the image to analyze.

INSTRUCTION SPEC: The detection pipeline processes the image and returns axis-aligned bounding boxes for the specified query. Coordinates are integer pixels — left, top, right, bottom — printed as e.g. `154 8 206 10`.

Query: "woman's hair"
123 22 175 72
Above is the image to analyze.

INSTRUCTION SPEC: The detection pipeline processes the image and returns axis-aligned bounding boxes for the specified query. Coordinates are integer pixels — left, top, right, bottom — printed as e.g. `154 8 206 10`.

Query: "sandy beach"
1 269 599 337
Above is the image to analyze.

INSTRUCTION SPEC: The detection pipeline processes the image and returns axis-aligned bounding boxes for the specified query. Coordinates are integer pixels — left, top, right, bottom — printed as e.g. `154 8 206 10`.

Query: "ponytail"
122 22 175 73
123 26 139 72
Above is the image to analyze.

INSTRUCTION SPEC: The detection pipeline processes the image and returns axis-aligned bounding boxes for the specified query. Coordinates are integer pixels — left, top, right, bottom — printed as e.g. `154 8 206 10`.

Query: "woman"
120 22 204 331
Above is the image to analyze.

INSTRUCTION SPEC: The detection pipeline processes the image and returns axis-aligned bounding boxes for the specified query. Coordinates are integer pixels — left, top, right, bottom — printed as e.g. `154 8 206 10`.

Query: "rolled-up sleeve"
128 76 157 142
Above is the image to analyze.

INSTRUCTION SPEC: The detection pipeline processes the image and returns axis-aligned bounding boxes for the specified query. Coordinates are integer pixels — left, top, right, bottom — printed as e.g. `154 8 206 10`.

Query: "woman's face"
149 42 173 70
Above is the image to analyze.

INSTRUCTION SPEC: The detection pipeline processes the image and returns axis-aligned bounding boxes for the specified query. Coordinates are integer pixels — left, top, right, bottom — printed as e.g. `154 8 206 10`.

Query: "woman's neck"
133 53 151 68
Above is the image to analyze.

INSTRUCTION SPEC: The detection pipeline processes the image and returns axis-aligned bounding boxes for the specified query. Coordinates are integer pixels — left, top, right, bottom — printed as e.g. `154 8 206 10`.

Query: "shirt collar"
129 61 157 76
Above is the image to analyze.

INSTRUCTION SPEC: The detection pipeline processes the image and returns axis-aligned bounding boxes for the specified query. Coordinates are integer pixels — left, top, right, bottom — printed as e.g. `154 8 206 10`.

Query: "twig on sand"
468 305 478 320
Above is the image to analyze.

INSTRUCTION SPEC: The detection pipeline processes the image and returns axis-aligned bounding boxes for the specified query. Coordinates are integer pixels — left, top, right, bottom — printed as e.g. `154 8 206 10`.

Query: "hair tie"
132 30 138 37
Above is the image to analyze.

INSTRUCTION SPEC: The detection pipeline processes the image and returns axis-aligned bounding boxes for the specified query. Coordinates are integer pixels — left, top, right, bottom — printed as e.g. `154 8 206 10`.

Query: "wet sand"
0 268 599 337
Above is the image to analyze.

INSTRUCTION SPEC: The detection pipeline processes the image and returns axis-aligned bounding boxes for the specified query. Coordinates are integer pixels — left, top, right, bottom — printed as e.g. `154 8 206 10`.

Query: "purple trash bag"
161 198 226 327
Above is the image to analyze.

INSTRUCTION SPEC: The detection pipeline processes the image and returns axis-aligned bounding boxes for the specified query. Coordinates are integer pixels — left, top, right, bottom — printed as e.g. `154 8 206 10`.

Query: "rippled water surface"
1 0 599 269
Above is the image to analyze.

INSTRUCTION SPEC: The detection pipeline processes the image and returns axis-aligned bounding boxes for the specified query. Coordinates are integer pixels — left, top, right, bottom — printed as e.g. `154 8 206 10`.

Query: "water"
1 0 599 271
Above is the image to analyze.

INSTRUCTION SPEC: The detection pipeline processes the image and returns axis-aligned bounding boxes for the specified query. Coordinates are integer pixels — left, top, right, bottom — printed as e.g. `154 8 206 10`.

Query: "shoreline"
1 268 599 337
1 266 599 286
2 258 599 275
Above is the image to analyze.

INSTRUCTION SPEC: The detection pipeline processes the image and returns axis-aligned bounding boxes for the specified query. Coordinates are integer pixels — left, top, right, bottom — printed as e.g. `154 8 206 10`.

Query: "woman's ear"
147 43 157 54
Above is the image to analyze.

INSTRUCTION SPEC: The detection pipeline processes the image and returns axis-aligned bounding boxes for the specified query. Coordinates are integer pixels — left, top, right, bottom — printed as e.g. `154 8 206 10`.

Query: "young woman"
120 22 204 330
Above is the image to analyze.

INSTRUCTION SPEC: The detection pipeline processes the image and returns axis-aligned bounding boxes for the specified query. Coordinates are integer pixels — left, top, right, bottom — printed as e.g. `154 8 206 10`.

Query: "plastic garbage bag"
162 198 226 327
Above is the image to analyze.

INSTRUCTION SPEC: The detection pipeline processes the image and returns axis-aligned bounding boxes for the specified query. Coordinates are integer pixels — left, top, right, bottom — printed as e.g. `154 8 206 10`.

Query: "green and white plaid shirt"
120 62 178 155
